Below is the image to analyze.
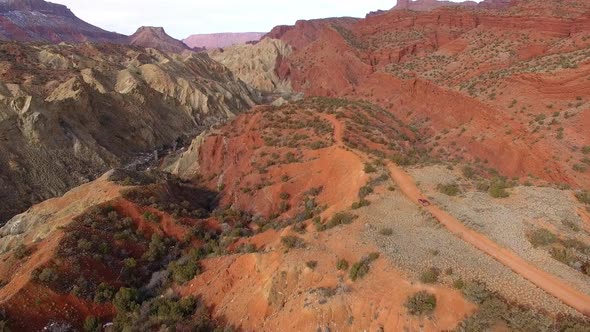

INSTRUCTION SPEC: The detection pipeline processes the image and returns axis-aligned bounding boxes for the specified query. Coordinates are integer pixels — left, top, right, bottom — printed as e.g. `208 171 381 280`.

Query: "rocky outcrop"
183 32 265 49
392 0 512 11
208 38 292 92
0 0 127 43
268 0 590 188
264 17 359 50
129 26 190 53
0 41 260 223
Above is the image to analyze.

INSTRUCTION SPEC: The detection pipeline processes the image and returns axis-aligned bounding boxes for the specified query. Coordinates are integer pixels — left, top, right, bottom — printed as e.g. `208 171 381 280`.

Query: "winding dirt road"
387 163 590 316
322 112 590 316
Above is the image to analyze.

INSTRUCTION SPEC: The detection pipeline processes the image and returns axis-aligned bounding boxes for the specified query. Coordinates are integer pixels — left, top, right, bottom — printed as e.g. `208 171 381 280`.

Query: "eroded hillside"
266 0 590 189
0 41 259 223
2 98 590 330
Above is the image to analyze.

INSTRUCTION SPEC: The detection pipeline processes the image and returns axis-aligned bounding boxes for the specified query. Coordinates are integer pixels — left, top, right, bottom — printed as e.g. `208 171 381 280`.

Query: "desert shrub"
462 281 491 304
437 183 461 196
462 166 476 179
34 267 58 284
379 228 394 236
575 190 590 205
326 212 356 229
488 177 510 198
367 252 380 261
113 287 140 313
573 164 587 173
453 278 465 289
94 283 115 303
168 259 201 284
279 192 290 200
405 291 437 315
13 244 31 260
582 146 590 155
358 185 374 199
349 254 379 281
349 260 370 281
528 228 557 247
364 163 377 173
83 316 100 332
281 235 305 249
306 261 318 269
147 296 197 325
336 259 349 271
351 199 371 209
420 267 440 284
143 211 161 223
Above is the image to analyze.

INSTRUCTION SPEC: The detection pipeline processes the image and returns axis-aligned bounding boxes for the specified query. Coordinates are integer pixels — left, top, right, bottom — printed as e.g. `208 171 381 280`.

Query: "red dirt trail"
322 112 590 316
387 163 590 317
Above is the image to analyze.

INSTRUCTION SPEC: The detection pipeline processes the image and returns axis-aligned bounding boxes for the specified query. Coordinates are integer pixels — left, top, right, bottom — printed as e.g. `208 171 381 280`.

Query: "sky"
54 0 475 39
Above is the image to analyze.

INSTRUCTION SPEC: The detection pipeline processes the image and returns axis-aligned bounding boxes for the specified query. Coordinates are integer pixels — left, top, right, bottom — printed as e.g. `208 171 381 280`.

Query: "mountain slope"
0 0 126 43
129 26 190 53
265 0 590 188
0 41 259 224
183 32 265 49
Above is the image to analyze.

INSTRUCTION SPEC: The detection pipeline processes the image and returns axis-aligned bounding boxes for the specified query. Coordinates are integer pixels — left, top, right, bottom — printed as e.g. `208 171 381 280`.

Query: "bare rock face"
129 26 190 53
0 0 127 43
208 38 292 92
0 41 260 223
392 0 513 11
183 32 265 49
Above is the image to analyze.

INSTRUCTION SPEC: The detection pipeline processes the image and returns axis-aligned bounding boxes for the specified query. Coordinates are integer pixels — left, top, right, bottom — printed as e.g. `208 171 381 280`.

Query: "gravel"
360 187 581 317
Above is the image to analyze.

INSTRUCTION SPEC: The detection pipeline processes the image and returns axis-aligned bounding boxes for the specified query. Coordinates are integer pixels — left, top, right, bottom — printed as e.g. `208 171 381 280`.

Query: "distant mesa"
392 0 513 11
183 32 265 49
129 26 190 53
0 0 127 43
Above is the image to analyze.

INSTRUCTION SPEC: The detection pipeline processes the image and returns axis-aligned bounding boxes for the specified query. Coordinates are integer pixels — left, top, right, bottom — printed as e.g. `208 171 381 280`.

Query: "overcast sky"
54 0 476 39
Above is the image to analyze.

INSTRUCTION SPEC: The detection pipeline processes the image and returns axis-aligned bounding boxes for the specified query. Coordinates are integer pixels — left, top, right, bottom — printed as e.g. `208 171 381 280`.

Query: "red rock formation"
269 0 590 187
0 0 126 43
183 32 265 49
392 0 512 11
129 26 190 53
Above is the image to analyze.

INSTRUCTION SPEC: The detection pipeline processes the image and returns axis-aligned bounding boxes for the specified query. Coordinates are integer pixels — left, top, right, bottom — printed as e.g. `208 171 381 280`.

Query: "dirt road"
387 163 590 316
321 112 590 315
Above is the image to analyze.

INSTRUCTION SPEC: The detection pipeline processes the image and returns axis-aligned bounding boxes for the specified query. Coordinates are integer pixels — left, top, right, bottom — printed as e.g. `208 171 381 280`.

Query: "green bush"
326 212 356 229
462 166 476 179
405 291 437 315
351 199 371 209
169 259 201 284
420 267 440 284
113 287 140 313
437 183 460 196
143 211 161 223
528 228 557 247
94 283 115 303
336 259 349 271
379 228 394 236
83 316 100 332
281 235 305 249
13 244 31 260
462 281 491 304
576 190 590 205
306 261 318 269
349 261 370 281
489 177 510 198
364 163 377 173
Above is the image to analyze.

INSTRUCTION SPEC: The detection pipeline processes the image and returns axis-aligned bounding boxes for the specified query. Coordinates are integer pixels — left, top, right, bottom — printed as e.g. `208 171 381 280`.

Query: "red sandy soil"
178 221 476 331
195 106 367 219
0 175 123 330
269 0 590 188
